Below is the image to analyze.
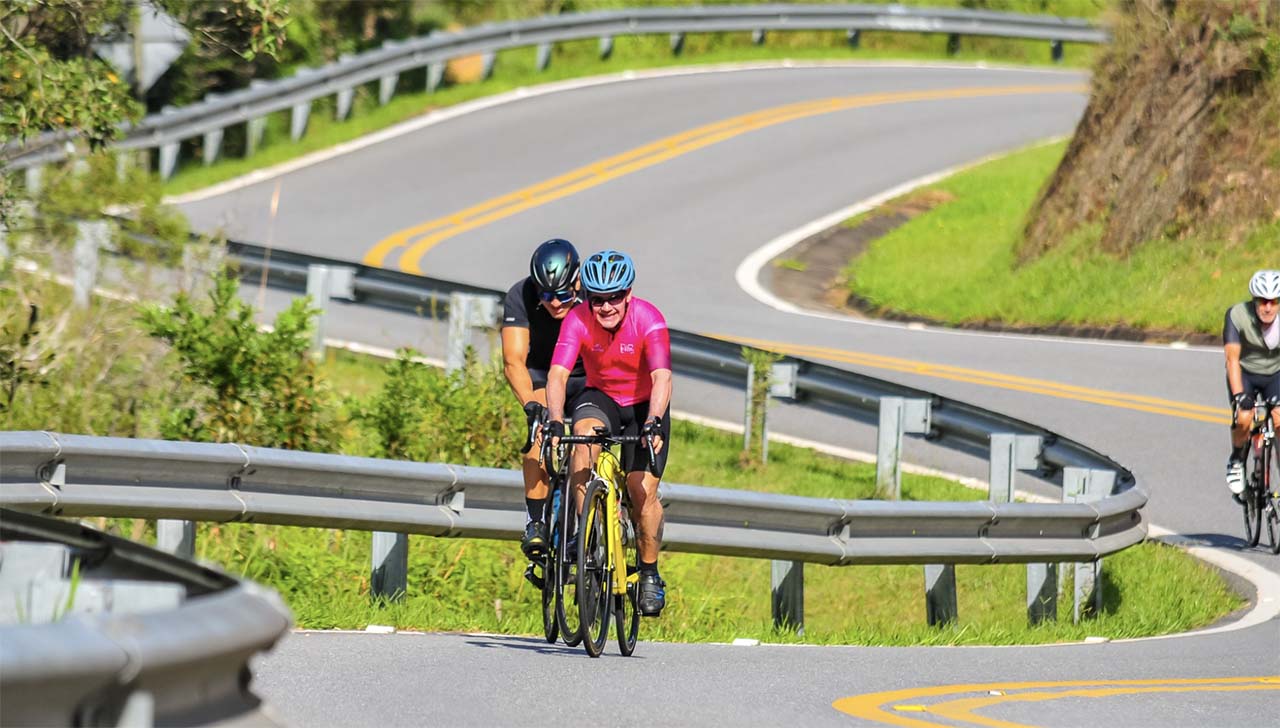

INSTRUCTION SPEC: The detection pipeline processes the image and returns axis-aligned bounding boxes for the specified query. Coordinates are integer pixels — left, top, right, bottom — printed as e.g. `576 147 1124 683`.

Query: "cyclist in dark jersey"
1224 269 1280 496
501 239 587 562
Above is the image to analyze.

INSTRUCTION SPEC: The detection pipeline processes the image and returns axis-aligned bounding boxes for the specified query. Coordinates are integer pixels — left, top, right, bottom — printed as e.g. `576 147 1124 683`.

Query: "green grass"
845 141 1280 335
156 347 1242 646
163 32 1095 196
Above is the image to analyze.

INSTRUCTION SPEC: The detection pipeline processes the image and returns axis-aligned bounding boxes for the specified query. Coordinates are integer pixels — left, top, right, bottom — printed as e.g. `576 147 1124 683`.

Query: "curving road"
178 63 1279 726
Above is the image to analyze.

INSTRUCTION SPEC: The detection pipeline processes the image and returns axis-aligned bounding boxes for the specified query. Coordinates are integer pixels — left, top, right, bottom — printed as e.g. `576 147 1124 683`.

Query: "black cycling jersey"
502 277 586 377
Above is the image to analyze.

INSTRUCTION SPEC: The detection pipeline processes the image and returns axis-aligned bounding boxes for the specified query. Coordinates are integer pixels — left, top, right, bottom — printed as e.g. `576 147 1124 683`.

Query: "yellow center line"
363 83 1086 273
715 333 1230 425
832 677 1279 728
929 683 1280 728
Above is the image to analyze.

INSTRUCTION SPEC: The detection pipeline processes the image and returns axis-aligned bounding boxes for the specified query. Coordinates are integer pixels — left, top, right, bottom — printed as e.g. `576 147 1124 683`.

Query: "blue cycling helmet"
580 250 635 295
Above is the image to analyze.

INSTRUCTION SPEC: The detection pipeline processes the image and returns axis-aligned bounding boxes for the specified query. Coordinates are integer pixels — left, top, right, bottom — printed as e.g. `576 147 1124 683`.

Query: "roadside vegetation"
844 141 1279 336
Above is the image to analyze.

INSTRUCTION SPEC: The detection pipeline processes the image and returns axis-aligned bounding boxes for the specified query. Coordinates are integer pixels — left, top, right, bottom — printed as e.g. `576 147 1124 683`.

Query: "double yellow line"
363 83 1086 273
720 333 1229 425
834 677 1280 728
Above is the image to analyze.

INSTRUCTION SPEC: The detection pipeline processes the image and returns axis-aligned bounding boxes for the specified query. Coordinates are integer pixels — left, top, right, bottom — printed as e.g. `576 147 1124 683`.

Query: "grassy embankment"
162 27 1098 197
182 347 1240 646
844 141 1280 336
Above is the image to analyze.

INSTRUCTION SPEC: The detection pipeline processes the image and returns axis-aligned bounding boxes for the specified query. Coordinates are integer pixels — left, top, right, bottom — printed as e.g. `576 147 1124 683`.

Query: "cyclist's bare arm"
646 368 673 453
501 327 539 406
1225 342 1245 398
546 364 572 423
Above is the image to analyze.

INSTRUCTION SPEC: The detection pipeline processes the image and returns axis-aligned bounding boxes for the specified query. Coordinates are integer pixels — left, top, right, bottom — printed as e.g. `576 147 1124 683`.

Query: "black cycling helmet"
530 238 580 293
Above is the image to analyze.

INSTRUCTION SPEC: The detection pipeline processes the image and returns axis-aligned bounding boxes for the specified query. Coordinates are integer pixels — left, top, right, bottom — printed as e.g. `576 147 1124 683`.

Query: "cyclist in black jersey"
1224 270 1280 496
501 239 588 563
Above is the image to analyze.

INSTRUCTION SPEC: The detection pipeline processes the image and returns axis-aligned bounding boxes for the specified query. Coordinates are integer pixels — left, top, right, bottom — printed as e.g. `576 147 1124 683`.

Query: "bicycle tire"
554 484 582 647
1267 440 1280 555
578 478 612 658
1244 443 1264 548
616 554 639 657
540 501 558 644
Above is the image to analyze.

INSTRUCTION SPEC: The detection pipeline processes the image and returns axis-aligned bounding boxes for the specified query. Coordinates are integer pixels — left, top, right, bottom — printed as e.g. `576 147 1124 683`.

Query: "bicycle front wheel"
1266 440 1280 555
578 478 612 658
616 553 639 657
554 491 582 647
1244 444 1264 548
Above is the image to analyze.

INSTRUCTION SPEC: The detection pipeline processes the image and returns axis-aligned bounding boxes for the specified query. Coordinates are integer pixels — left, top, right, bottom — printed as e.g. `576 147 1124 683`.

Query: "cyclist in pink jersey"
546 250 673 617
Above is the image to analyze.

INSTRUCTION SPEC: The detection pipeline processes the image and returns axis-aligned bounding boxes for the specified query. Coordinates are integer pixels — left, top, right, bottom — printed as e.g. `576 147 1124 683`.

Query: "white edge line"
162 59 1083 206
732 144 1220 354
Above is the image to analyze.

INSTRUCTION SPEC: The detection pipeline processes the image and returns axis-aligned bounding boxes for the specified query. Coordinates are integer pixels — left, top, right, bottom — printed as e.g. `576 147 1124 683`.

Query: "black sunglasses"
588 290 629 308
538 288 577 304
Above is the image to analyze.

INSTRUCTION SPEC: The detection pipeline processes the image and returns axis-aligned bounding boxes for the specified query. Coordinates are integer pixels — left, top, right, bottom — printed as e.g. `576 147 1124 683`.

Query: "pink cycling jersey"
551 297 672 406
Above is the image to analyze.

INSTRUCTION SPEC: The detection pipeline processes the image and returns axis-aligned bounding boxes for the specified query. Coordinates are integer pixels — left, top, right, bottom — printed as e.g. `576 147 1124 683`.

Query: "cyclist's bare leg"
570 417 604 513
523 388 550 501
626 470 664 564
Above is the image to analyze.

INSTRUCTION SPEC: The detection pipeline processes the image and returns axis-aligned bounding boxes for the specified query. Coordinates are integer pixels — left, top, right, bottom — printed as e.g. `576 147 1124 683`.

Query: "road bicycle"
529 418 583 647
1239 397 1280 553
557 428 652 658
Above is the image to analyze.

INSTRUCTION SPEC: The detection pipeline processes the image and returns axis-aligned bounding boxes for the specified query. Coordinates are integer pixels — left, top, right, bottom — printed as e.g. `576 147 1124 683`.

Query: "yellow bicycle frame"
592 448 639 598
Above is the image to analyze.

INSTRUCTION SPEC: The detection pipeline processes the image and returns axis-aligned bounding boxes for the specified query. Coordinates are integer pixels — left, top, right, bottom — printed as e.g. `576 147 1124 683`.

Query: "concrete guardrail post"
924 563 957 626
599 35 614 60
371 531 408 601
378 73 398 106
202 128 224 166
1065 466 1115 623
847 29 861 49
290 101 312 142
536 42 553 71
670 32 685 56
481 51 497 80
771 559 803 634
157 519 196 559
336 87 355 120
752 29 766 45
73 221 109 308
158 142 180 180
24 165 43 197
427 62 445 92
246 116 267 156
875 397 931 500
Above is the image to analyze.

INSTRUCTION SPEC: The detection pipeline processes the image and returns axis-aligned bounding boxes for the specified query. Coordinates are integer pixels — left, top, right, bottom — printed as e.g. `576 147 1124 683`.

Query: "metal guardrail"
1 3 1105 174
0 431 1141 565
0 508 291 727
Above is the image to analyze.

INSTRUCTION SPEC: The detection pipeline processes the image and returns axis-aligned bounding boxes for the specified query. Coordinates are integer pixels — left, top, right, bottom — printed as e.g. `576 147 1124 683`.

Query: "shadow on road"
465 635 637 658
1171 532 1260 551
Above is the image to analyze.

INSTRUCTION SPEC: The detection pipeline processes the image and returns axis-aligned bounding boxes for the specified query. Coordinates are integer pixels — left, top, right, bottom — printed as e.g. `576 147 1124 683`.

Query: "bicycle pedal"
523 563 544 590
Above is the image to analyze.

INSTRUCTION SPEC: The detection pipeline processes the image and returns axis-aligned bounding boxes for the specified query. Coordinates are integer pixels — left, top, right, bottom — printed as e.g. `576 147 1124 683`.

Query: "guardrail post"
481 51 497 80
752 29 766 45
290 101 312 141
847 29 861 49
1027 563 1057 625
306 264 333 359
158 142 180 180
73 221 108 308
157 519 195 559
1050 40 1064 63
202 128 224 166
670 32 685 56
924 563 957 626
1064 467 1115 623
336 87 355 120
246 116 267 156
427 62 445 93
946 33 961 56
371 531 408 601
875 397 930 499
988 434 1055 624
24 165 43 197
446 292 499 373
771 560 803 634
378 73 398 106
599 35 614 60
536 42 553 71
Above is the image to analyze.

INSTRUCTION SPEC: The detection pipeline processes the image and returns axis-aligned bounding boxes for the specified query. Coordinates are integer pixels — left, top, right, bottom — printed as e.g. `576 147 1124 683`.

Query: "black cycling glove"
642 416 663 437
1231 392 1248 426
545 420 566 440
523 401 546 427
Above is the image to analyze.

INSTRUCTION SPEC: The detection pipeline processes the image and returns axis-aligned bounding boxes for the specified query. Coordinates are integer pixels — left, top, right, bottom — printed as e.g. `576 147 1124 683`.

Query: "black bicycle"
530 416 583 646
1239 397 1280 553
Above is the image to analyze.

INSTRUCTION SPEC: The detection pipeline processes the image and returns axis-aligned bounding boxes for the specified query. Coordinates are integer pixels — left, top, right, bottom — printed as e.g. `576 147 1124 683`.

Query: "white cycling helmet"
1249 269 1280 299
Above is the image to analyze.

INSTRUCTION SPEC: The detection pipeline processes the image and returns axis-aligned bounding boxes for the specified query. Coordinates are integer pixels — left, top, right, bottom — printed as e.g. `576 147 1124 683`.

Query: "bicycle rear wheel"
578 478 612 658
1244 444 1264 548
540 503 558 644
616 552 639 657
554 489 582 646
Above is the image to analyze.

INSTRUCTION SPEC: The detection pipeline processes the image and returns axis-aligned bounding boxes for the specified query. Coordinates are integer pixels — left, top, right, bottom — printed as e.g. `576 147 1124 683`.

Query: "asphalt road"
178 63 1280 726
